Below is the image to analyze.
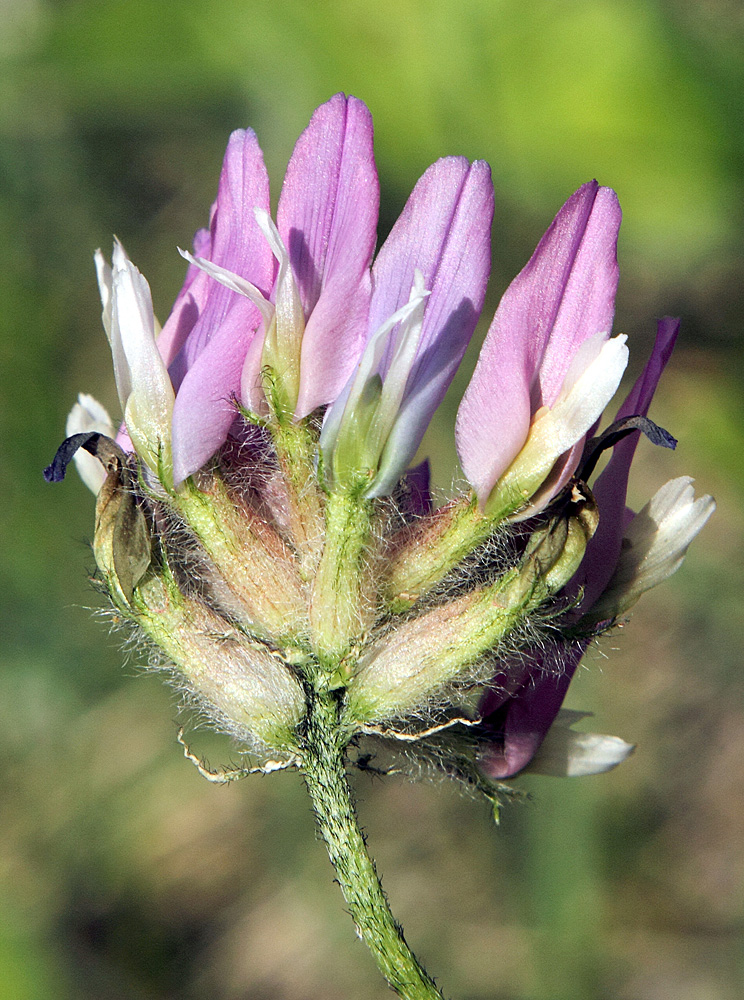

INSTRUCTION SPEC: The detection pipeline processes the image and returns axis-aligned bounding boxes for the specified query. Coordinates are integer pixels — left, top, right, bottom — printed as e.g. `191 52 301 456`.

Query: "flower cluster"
47 94 713 801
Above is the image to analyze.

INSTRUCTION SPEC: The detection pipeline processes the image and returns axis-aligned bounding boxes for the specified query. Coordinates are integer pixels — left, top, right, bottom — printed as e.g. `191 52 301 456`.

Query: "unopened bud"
345 490 597 725
174 474 308 641
135 573 306 751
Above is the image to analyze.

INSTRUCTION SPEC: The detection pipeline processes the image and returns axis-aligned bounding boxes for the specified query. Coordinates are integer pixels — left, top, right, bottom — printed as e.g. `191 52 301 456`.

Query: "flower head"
47 95 712 803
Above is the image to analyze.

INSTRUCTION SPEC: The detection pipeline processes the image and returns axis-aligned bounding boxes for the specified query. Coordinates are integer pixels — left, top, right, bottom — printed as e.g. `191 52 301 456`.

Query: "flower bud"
345 490 597 725
135 572 306 751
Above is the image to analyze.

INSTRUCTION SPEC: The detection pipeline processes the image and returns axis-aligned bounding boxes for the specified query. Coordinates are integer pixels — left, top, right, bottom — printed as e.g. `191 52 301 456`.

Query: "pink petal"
171 298 262 485
157 227 212 369
276 94 379 417
456 182 621 504
170 129 275 384
369 158 494 493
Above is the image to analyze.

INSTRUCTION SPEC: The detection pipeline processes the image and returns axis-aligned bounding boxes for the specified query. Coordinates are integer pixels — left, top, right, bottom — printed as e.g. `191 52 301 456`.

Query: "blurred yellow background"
1 1 742 997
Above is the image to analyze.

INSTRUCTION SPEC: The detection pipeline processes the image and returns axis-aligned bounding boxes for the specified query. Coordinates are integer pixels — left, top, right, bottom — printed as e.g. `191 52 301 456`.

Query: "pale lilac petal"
456 182 620 504
537 185 621 404
576 317 679 606
476 334 628 512
171 298 262 485
366 158 494 494
277 95 379 417
479 319 681 778
170 129 274 383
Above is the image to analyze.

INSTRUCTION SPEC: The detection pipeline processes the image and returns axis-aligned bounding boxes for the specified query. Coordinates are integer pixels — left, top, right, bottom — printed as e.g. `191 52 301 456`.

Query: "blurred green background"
2 1 743 997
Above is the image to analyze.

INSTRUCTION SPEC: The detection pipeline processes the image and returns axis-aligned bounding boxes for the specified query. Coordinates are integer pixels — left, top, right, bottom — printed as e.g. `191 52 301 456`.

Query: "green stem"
300 691 446 1000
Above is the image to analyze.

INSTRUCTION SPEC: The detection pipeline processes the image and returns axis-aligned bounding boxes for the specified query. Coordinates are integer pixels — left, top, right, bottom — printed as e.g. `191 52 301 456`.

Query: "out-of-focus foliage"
1 1 742 997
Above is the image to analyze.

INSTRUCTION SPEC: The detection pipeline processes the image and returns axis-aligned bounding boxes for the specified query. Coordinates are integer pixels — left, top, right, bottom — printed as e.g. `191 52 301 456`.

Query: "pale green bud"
135 573 306 751
345 491 598 725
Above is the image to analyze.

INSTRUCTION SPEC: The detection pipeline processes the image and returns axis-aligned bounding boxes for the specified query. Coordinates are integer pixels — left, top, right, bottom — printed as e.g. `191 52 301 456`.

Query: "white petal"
491 335 628 510
593 476 715 618
110 241 174 472
95 249 130 408
94 250 113 340
66 393 116 494
366 272 430 487
533 334 629 460
254 208 305 399
320 281 429 472
526 713 635 777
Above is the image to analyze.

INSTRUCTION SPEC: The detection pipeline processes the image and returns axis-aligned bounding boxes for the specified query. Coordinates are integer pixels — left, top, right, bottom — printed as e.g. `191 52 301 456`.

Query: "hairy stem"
300 691 446 1000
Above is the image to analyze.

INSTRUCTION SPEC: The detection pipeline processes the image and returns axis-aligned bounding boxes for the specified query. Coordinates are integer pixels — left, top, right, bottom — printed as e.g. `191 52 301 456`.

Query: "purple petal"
276 95 379 417
576 317 680 607
157 227 212 369
394 459 432 519
456 182 621 504
170 129 275 385
479 643 588 780
171 298 263 485
369 158 494 492
478 318 680 779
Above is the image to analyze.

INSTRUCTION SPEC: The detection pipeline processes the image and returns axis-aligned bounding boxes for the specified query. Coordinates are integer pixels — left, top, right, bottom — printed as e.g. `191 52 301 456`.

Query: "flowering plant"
46 94 713 999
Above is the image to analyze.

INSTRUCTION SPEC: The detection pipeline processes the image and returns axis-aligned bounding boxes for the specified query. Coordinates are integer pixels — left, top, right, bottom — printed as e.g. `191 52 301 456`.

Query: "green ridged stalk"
300 691 445 1000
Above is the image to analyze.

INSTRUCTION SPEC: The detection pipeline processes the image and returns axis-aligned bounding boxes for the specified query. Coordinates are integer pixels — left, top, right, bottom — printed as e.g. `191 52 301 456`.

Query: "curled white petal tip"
486 333 629 512
66 393 116 494
253 205 288 264
592 476 716 619
527 721 635 777
178 247 274 330
94 250 113 341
